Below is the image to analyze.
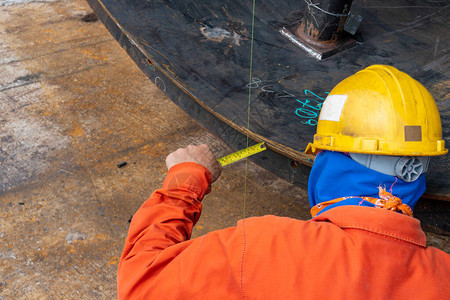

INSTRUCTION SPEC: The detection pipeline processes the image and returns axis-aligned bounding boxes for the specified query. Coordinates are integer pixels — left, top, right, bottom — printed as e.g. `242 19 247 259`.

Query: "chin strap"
310 186 413 217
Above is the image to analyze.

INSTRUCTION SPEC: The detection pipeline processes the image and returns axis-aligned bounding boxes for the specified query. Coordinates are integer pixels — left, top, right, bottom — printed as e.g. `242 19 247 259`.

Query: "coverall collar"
313 205 427 247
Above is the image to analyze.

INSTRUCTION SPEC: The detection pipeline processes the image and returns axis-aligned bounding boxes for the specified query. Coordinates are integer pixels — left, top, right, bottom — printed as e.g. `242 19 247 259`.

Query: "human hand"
165 144 223 182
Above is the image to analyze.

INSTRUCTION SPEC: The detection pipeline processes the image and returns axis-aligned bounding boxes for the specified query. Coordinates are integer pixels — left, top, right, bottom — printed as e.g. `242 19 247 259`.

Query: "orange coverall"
117 162 450 299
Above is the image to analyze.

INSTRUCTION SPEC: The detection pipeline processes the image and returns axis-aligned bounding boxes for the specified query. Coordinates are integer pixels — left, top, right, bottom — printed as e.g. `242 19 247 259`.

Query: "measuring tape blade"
217 142 267 167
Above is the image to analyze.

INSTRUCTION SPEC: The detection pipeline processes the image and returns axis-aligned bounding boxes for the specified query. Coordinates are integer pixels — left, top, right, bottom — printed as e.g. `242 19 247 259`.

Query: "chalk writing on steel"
246 77 328 126
246 78 296 99
246 78 328 126
154 76 166 91
246 78 266 89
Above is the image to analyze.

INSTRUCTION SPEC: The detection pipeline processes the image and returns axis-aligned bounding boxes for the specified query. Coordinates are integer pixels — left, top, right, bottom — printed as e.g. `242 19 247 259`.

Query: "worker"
117 65 449 299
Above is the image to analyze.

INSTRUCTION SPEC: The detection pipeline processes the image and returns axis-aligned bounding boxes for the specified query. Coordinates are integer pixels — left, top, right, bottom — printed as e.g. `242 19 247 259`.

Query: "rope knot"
374 186 413 216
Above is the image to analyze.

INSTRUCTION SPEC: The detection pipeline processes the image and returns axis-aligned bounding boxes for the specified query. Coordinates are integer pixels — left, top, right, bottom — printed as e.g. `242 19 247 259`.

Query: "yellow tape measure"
217 142 267 167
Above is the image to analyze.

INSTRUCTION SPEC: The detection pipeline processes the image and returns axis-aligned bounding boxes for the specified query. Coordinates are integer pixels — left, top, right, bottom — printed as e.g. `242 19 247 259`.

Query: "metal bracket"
344 11 363 35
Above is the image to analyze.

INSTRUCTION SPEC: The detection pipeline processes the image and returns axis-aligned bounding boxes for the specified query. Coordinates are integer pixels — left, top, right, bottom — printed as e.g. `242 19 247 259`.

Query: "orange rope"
310 186 413 217
372 186 413 216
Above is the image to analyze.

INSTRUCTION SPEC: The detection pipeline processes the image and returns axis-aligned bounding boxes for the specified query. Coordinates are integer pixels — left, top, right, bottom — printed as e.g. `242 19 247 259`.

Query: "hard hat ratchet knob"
395 157 424 182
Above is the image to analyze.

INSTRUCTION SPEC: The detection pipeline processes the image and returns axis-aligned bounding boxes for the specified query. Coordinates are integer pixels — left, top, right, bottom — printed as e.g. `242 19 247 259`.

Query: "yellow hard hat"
305 65 447 156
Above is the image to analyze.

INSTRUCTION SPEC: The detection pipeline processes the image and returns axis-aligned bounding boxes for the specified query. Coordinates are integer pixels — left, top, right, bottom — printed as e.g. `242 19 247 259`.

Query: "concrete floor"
0 0 448 299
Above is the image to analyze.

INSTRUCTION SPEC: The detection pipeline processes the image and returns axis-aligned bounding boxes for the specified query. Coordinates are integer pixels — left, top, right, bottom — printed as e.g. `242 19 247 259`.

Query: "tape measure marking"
217 142 267 167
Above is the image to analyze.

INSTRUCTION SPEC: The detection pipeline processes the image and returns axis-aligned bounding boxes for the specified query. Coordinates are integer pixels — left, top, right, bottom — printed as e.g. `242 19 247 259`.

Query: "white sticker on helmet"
319 95 347 122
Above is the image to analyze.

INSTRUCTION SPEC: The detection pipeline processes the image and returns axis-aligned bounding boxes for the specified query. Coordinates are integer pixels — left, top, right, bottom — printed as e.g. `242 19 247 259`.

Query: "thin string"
243 0 257 219
390 177 398 193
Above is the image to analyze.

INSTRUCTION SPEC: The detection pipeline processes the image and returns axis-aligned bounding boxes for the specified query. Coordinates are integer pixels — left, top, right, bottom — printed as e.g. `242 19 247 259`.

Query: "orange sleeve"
117 162 212 298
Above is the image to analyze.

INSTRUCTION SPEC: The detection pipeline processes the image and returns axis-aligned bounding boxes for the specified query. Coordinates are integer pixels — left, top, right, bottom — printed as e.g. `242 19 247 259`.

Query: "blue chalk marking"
294 90 328 126
243 78 328 126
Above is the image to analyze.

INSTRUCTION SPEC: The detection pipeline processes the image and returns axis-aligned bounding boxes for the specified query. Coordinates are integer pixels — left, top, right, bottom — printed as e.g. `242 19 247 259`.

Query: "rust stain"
140 142 167 157
81 48 108 62
133 137 145 145
107 255 120 266
95 233 110 241
104 86 125 96
70 125 85 137
64 184 78 192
